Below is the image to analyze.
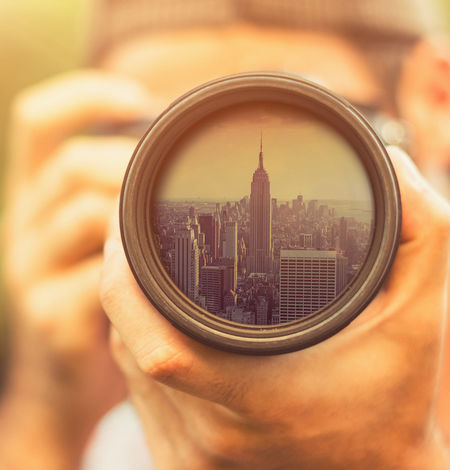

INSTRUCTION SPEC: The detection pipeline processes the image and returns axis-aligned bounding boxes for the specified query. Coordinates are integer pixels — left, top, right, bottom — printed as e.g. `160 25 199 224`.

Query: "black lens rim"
120 72 401 355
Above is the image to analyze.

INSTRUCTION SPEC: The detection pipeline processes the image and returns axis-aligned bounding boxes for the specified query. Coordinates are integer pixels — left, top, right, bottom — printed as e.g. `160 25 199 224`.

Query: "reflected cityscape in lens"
153 103 374 325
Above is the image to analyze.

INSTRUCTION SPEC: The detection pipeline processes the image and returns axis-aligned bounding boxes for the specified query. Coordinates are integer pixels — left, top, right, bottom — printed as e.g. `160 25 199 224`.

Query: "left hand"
0 71 155 469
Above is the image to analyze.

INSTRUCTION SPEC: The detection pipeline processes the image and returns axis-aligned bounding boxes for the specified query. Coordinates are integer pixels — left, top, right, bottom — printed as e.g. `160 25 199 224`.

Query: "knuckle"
136 345 193 383
200 428 249 466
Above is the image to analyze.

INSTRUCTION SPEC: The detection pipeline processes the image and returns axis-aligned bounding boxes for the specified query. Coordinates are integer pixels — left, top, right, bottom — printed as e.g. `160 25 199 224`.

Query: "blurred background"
0 0 449 387
0 0 91 388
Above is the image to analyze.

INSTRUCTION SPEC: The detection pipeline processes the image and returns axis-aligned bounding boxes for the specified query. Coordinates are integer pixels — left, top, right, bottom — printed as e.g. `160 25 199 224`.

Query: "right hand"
1 70 156 469
101 147 450 470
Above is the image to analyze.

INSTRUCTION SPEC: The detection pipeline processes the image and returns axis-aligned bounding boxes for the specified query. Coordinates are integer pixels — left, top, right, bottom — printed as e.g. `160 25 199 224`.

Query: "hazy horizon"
156 101 374 204
157 197 373 204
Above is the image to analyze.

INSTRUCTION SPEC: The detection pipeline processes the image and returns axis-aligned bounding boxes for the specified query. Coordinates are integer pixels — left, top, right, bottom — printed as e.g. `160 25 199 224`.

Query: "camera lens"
120 72 401 355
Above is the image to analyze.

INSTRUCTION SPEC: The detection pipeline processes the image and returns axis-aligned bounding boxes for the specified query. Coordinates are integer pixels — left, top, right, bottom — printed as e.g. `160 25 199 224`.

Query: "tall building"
307 200 318 219
200 265 227 314
339 217 347 252
293 195 303 212
174 228 199 301
248 136 272 273
222 221 238 289
271 198 278 219
279 249 342 322
319 204 329 218
336 254 348 295
198 213 220 260
222 222 237 259
299 233 313 248
255 296 269 325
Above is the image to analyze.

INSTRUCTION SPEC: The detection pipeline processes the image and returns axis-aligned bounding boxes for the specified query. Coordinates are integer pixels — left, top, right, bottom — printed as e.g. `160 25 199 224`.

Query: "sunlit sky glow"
157 102 374 203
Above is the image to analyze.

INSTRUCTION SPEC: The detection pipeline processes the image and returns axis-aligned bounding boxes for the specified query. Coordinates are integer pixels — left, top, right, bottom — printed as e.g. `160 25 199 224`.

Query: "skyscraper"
200 265 227 314
255 296 269 325
198 213 220 260
271 198 278 219
222 221 237 260
279 249 340 322
174 228 199 301
339 217 347 252
248 136 272 273
307 200 318 219
336 254 348 295
299 233 313 248
222 221 238 289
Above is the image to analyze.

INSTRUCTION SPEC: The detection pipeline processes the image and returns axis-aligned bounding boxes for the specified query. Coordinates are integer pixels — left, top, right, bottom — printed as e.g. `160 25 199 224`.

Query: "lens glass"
152 101 375 325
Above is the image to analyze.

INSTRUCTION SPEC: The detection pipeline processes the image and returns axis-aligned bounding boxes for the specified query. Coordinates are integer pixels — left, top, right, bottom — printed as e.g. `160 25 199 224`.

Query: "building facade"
248 137 272 273
174 228 200 301
200 265 227 314
279 249 345 322
198 213 220 260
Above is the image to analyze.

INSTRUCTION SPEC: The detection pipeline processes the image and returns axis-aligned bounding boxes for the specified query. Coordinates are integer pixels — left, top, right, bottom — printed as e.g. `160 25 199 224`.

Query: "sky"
156 101 374 203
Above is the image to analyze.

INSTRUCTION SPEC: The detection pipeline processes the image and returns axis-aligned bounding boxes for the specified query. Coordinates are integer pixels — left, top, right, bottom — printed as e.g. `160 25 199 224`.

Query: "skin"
0 71 156 469
0 24 449 469
99 26 382 108
397 36 450 199
101 146 450 470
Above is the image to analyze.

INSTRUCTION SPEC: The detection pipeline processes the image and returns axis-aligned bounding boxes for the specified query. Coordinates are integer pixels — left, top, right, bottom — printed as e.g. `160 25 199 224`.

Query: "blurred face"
99 24 382 114
100 25 450 198
397 38 450 198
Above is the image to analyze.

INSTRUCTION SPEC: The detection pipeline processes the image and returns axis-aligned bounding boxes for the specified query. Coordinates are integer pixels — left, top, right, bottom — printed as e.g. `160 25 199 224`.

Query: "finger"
101 222 264 409
383 147 449 299
109 327 187 462
18 254 107 351
387 146 450 243
7 70 158 186
8 192 114 287
18 253 128 412
22 136 136 230
352 147 450 332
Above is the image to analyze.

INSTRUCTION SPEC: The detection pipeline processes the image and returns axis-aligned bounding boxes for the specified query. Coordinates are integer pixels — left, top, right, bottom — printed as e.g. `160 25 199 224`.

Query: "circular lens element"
120 72 401 355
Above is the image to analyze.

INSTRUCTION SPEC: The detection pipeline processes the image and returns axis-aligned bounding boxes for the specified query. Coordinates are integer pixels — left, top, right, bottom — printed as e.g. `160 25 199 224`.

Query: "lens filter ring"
120 72 401 355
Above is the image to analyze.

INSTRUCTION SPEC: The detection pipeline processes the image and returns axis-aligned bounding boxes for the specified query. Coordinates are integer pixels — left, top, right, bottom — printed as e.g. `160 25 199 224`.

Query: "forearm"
0 389 82 470
0 333 89 470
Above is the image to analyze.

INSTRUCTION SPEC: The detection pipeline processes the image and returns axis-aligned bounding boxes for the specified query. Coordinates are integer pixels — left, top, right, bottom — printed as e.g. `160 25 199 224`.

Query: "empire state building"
248 137 272 274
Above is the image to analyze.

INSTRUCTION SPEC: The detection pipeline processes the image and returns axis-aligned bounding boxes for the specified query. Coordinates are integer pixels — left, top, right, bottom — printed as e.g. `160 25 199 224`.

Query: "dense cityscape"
153 139 373 325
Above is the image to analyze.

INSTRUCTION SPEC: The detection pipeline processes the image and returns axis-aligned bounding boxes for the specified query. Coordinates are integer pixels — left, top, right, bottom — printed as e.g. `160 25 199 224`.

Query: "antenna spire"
259 132 264 169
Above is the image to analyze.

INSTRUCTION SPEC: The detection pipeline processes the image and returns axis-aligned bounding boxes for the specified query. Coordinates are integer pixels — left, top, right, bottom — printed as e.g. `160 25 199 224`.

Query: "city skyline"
153 135 374 325
157 101 374 202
